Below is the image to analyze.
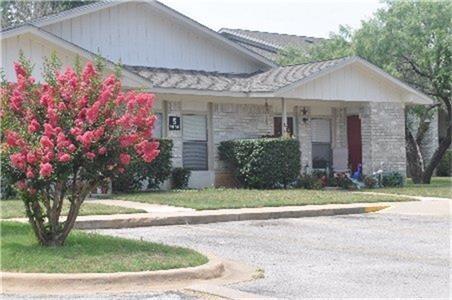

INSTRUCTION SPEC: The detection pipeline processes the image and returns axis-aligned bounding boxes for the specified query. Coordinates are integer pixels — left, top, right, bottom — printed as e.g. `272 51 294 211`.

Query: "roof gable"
3 1 275 73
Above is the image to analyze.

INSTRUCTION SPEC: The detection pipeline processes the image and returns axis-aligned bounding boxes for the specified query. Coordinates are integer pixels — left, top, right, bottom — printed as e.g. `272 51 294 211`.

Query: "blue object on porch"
351 164 362 181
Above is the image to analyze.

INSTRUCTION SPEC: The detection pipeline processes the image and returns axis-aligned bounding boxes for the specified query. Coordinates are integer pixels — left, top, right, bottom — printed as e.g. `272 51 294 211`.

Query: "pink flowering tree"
1 57 159 246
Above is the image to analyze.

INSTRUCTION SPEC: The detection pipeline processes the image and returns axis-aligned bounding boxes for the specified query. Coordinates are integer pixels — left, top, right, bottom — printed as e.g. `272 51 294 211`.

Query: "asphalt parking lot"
99 205 450 299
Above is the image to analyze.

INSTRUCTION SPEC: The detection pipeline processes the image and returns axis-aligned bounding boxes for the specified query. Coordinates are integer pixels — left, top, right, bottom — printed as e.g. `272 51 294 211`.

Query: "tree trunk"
23 179 96 247
422 124 452 183
405 126 425 183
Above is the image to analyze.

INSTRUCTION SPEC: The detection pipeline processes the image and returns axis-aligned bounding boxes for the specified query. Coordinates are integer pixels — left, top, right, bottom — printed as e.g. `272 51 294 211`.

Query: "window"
182 115 208 170
153 113 163 139
273 117 294 137
311 118 331 169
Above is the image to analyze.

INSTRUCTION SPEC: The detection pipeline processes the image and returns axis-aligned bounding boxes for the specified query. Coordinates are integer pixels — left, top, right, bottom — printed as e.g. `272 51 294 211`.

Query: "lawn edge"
1 253 224 295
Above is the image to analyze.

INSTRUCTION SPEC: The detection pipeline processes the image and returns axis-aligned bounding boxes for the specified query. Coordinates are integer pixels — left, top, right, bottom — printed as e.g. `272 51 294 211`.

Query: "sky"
160 0 385 38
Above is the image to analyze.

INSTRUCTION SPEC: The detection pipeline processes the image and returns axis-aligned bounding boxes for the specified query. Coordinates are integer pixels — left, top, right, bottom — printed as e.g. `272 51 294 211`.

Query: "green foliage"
382 172 405 187
295 174 323 190
1 1 96 28
219 138 301 189
436 150 452 176
171 168 191 189
335 173 355 190
277 25 354 66
112 139 173 192
363 175 378 189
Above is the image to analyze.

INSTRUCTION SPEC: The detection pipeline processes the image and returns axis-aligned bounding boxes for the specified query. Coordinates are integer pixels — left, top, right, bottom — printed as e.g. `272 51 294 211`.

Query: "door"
347 115 362 172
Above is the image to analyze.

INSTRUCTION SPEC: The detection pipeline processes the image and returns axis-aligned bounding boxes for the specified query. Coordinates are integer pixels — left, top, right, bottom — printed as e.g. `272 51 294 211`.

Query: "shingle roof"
219 28 325 62
126 57 348 93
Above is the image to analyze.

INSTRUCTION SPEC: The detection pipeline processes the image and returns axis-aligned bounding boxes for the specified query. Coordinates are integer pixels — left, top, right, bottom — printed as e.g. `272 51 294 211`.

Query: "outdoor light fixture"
301 107 309 124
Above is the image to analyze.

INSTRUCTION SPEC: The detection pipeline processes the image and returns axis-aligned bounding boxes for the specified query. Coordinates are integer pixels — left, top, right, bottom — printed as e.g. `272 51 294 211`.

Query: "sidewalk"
9 201 390 230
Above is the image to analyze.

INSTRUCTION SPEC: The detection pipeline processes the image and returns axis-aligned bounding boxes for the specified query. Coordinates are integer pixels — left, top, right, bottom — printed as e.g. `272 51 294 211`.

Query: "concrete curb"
1 253 225 295
72 204 390 230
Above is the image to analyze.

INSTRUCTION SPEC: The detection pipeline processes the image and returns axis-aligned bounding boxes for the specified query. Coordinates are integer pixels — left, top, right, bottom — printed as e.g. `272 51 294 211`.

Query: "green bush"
171 168 191 189
219 138 301 189
363 175 378 188
112 139 173 192
295 174 323 190
335 173 355 190
436 150 452 176
382 171 404 187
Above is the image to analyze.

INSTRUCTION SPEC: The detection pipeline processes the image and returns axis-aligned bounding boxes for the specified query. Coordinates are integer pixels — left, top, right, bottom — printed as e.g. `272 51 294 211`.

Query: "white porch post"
281 97 288 137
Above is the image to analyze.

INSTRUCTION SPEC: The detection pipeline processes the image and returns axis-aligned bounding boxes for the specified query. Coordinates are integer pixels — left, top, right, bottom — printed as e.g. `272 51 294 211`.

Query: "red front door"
347 115 362 172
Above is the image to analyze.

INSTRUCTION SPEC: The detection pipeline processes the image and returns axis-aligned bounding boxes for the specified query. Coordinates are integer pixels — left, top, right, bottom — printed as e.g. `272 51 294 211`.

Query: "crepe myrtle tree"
1 56 160 246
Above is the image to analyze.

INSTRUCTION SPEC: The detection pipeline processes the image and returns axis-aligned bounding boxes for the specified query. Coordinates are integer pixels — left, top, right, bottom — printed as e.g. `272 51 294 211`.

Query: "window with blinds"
311 118 332 169
182 115 208 170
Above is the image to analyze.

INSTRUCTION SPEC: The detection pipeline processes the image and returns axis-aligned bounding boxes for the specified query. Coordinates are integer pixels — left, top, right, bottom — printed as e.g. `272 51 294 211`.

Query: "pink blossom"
26 168 35 179
26 152 37 164
58 153 71 163
119 153 131 165
86 152 96 160
28 119 40 133
98 147 107 155
40 136 54 149
39 162 53 177
10 153 26 170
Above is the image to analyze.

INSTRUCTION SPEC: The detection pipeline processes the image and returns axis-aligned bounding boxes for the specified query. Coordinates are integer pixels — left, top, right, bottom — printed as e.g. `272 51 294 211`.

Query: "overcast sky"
160 0 385 38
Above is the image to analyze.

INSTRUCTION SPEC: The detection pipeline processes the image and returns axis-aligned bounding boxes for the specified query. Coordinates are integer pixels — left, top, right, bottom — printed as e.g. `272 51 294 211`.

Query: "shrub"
363 175 378 188
171 167 191 189
219 138 301 189
436 150 451 176
295 174 323 190
1 58 160 246
112 139 172 192
335 173 355 190
382 171 405 187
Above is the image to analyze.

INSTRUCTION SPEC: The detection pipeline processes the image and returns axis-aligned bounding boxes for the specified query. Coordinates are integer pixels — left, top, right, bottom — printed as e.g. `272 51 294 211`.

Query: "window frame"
182 113 208 171
310 117 332 170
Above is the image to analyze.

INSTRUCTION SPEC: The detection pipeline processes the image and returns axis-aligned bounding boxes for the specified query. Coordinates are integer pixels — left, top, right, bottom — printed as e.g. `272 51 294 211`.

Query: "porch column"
297 106 312 172
281 97 288 137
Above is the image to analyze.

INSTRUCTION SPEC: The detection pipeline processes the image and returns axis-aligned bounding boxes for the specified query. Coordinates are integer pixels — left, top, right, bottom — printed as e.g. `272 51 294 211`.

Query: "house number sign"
168 116 181 130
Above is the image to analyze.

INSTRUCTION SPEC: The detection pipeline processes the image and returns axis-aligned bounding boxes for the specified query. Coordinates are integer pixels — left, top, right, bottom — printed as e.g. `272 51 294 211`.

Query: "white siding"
1 32 144 88
42 2 264 73
282 63 404 102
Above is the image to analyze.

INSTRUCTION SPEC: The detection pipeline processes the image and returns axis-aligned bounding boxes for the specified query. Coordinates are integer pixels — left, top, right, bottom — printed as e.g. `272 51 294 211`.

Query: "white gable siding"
42 2 264 73
1 32 143 88
282 63 404 102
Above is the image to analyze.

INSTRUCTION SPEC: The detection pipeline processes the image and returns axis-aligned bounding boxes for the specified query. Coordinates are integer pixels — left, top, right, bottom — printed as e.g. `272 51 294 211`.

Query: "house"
1 1 434 188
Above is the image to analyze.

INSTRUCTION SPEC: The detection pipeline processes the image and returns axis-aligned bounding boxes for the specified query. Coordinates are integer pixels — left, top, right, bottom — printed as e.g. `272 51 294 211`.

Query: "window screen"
311 118 331 169
153 113 162 139
182 115 208 170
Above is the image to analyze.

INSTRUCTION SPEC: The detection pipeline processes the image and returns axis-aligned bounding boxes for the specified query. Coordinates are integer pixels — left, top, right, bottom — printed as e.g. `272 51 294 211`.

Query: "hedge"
112 139 173 192
219 138 300 189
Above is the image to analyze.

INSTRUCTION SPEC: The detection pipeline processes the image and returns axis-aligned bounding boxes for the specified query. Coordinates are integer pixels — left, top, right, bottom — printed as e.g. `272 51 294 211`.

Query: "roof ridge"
279 55 354 68
125 65 262 77
219 28 325 41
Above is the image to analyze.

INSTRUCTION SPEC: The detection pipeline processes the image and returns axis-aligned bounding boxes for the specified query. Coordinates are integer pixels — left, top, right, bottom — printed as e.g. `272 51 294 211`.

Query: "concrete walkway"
87 199 195 213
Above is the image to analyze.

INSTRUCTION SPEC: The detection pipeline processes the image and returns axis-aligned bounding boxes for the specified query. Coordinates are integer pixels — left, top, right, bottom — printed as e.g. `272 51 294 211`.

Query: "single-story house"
1 1 435 188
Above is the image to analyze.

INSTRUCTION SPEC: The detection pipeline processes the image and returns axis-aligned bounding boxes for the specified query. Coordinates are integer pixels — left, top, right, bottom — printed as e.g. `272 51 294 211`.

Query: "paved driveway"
99 201 450 299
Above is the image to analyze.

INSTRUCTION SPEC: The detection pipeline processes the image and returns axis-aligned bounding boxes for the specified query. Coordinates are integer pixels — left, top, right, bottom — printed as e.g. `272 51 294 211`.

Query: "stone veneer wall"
361 102 407 175
212 103 273 171
296 106 312 171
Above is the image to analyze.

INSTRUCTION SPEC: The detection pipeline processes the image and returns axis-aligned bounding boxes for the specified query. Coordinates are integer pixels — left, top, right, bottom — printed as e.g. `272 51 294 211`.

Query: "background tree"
1 56 160 246
1 0 95 28
278 0 451 183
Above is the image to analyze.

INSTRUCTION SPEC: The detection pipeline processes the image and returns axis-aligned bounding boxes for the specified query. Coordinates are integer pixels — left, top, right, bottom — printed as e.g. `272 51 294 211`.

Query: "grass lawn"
113 188 415 210
0 200 145 219
369 177 451 199
1 221 207 273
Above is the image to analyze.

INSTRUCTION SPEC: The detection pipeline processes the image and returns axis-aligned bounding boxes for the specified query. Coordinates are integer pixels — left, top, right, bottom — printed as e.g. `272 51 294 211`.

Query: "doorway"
347 115 362 172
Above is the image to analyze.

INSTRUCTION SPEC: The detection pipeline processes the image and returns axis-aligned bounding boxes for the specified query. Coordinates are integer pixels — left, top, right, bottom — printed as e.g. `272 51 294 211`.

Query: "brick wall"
361 102 407 175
